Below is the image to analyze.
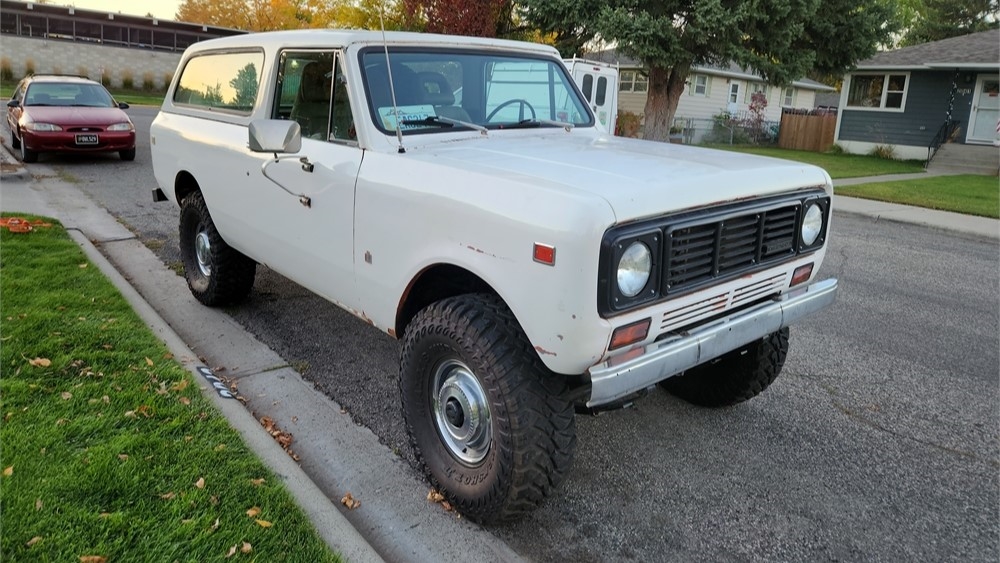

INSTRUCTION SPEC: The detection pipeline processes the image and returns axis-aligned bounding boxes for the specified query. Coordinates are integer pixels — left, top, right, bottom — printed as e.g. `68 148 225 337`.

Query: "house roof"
586 49 835 91
855 29 1000 70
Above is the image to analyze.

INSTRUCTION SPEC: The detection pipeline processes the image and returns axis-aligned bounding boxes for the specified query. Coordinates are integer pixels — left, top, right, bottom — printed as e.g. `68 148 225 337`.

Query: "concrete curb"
66 229 386 563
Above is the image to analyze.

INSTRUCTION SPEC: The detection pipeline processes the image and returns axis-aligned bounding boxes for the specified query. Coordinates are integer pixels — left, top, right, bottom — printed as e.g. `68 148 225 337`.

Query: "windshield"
25 82 116 107
360 49 593 134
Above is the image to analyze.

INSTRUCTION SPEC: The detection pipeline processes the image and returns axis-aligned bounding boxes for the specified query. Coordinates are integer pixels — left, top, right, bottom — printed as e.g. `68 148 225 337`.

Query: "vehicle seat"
28 92 52 105
290 62 332 139
416 72 472 122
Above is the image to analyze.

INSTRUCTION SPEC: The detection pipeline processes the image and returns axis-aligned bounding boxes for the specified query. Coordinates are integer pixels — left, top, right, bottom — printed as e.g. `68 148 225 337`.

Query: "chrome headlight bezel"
799 198 829 250
601 229 661 313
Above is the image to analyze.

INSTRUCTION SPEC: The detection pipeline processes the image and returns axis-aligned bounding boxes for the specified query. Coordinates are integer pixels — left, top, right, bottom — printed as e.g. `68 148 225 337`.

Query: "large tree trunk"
642 63 690 142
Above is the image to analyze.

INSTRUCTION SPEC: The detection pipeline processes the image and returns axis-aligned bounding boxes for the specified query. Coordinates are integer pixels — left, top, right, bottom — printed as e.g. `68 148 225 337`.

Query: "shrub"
142 71 156 91
51 65 62 75
615 110 642 138
77 65 89 79
870 144 897 160
163 72 174 91
122 70 134 90
100 68 112 87
24 58 35 77
0 57 13 82
827 143 846 155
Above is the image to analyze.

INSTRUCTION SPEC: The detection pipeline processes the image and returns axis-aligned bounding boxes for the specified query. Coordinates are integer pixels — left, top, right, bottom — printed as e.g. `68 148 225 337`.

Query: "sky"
44 0 184 21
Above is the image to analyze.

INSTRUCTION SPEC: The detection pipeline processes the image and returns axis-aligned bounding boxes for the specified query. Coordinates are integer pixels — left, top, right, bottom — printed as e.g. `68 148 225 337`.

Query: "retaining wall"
1 34 181 89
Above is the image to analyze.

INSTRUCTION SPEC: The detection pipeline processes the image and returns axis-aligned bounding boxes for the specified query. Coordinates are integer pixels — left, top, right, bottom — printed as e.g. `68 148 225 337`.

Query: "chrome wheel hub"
195 231 212 277
433 359 491 465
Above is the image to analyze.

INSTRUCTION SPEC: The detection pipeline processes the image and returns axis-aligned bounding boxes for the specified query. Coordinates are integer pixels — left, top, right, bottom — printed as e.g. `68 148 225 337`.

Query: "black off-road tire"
400 293 577 523
11 128 21 149
660 328 790 407
178 191 256 306
119 148 136 161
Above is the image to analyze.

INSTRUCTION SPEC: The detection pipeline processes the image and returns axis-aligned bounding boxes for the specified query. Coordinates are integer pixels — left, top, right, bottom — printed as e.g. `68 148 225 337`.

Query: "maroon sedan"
6 74 136 163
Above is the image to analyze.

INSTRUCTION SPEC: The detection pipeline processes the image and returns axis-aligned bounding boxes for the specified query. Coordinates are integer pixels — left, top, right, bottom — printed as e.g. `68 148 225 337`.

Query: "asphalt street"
8 105 999 562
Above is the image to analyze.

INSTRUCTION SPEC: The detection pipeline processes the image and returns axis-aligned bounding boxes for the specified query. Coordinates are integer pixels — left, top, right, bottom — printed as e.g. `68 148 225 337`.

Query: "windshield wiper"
401 115 488 135
501 118 575 132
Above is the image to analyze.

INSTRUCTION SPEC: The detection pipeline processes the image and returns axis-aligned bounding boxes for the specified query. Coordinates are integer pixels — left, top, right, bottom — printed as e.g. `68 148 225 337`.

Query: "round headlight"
617 242 652 297
801 203 823 246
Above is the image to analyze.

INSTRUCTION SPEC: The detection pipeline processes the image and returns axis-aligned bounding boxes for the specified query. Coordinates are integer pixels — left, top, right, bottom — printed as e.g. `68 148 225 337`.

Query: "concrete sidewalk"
833 171 999 240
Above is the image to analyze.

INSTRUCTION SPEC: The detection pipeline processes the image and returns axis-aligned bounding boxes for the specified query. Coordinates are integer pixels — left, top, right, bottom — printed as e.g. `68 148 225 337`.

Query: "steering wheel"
486 99 537 122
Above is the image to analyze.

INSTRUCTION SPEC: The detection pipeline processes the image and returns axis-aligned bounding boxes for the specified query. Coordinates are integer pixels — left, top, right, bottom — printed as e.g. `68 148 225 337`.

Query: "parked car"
150 30 839 523
6 74 136 163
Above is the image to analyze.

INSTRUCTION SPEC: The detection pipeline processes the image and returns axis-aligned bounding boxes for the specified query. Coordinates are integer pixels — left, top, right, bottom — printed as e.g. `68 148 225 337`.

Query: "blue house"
835 29 999 165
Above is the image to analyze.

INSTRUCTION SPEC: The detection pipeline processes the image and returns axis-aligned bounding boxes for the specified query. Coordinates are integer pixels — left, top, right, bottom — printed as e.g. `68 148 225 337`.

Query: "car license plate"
76 134 98 145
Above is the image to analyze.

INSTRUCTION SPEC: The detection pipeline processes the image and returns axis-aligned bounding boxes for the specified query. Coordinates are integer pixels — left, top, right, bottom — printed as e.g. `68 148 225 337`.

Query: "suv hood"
403 132 831 222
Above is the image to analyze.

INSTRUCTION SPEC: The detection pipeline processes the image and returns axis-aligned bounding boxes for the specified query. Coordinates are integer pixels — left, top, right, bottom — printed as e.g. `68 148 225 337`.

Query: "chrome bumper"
586 278 838 407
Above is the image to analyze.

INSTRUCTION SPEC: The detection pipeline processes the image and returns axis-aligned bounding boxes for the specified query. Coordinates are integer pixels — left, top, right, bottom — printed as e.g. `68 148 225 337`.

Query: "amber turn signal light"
791 263 814 287
609 318 651 350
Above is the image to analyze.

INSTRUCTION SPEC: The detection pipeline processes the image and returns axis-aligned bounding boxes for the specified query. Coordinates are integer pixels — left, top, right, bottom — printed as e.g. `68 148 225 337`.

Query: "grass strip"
708 145 926 179
0 215 340 562
836 174 999 218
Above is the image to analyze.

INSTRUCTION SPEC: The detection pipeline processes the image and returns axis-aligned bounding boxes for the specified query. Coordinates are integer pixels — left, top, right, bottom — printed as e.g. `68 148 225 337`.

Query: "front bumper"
23 130 135 153
586 278 838 407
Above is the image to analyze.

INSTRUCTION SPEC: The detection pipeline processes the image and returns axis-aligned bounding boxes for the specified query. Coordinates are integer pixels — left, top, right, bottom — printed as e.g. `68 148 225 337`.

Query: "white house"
589 49 835 126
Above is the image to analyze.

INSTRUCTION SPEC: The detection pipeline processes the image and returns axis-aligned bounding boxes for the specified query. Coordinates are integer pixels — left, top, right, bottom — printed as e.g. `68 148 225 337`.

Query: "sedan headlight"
617 242 652 297
24 122 62 132
801 202 824 247
107 122 134 132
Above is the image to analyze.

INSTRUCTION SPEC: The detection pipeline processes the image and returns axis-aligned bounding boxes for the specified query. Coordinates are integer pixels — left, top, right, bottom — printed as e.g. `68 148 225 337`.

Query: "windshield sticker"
378 105 436 130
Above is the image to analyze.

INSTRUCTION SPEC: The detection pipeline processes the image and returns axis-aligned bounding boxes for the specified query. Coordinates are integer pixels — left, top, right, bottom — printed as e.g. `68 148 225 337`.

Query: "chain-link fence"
668 114 780 146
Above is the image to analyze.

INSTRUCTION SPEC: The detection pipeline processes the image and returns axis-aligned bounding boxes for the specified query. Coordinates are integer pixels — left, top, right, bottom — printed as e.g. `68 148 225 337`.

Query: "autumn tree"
176 0 334 31
326 0 410 30
402 0 513 37
522 0 901 141
901 0 999 46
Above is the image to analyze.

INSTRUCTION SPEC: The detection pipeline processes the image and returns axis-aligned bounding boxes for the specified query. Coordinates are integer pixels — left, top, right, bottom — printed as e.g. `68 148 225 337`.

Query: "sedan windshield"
25 83 116 107
361 49 593 134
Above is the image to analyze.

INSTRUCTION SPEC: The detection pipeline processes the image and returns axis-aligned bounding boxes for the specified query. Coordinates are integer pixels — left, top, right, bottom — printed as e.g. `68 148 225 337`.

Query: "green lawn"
836 175 1000 218
1 81 164 106
1 215 340 562
710 145 926 179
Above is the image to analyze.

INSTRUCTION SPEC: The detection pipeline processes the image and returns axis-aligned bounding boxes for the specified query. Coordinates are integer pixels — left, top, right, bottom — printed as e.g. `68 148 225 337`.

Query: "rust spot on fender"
534 345 557 357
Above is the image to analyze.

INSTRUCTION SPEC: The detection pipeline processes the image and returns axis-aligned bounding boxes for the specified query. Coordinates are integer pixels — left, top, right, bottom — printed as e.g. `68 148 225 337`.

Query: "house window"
620 70 648 92
782 86 795 107
728 82 740 104
847 73 909 110
691 74 708 96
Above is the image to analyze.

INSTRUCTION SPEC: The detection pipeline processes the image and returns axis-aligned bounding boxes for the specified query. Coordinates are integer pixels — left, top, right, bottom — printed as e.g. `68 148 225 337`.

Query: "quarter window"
847 73 908 110
619 70 648 93
174 51 263 115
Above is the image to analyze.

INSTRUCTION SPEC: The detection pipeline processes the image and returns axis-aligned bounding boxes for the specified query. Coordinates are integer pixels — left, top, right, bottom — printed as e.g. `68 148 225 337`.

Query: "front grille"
67 127 104 132
663 203 800 295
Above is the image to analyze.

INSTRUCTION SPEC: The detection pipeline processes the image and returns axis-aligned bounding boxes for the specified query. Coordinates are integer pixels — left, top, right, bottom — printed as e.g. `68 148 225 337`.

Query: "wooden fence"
778 112 836 152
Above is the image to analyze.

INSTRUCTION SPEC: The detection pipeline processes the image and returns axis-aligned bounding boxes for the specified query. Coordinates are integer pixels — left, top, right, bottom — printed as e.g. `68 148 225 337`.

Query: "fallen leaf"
160 492 176 500
250 478 265 486
179 397 191 406
427 489 445 503
241 542 252 554
79 556 106 563
124 411 137 419
246 507 261 518
118 454 129 461
255 519 273 528
210 495 219 506
210 518 220 532
29 357 52 368
135 405 153 418
78 263 88 269
225 545 237 558
214 444 227 452
181 519 193 525
102 396 110 404
61 392 73 400
102 344 113 350
195 477 205 489
36 498 43 511
341 492 360 510
171 379 189 392
145 357 154 367
440 501 453 512
2 466 12 477
27 536 42 547
99 512 111 518
185 436 193 442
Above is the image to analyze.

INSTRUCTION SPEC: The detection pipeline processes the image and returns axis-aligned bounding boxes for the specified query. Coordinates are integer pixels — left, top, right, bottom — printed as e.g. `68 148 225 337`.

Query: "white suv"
150 29 838 523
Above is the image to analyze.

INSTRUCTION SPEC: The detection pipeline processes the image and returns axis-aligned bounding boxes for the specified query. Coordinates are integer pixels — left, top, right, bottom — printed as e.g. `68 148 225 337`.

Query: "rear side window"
174 51 264 114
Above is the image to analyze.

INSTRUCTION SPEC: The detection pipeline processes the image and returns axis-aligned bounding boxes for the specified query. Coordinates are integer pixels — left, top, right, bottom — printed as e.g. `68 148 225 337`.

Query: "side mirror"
7 99 20 108
249 119 302 154
118 101 130 109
